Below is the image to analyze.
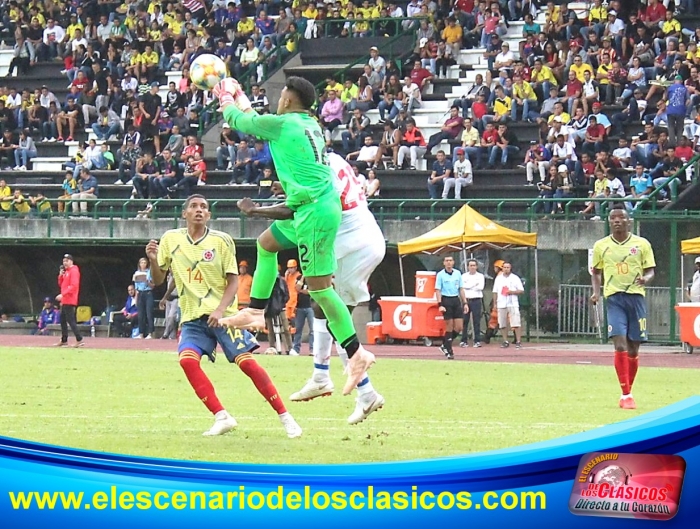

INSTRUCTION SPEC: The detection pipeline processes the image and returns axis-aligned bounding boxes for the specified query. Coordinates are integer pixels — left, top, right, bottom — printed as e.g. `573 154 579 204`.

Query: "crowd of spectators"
310 0 699 214
0 0 699 216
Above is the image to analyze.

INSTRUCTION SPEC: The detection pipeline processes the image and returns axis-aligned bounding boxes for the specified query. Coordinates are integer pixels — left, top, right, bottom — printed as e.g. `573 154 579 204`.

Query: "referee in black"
435 256 463 360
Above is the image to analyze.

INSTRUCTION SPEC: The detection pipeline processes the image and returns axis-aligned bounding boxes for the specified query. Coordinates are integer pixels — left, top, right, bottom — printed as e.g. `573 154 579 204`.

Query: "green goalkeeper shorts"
270 193 341 277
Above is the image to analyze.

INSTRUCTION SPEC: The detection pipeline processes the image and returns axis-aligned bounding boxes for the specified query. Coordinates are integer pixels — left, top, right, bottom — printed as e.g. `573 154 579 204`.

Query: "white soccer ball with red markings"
189 54 228 91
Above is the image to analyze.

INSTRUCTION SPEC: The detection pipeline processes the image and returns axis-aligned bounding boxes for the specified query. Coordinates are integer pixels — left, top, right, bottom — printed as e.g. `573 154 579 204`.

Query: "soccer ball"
189 54 228 91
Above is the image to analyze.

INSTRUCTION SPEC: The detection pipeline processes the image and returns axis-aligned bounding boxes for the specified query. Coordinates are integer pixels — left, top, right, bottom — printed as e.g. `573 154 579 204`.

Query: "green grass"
0 347 698 464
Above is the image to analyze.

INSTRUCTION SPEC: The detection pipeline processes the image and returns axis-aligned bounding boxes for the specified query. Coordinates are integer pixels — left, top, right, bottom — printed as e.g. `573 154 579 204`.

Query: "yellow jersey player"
145 195 302 438
591 207 656 410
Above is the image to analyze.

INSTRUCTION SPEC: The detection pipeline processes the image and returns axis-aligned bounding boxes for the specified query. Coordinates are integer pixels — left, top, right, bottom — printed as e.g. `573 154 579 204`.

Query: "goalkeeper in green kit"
215 76 375 395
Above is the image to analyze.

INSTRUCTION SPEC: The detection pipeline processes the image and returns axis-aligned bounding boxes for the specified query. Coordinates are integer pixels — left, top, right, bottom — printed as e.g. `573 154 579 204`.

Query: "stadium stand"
0 0 698 219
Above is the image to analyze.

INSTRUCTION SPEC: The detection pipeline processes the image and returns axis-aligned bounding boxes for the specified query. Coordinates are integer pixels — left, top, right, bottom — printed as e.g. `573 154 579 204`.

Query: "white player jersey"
328 153 384 260
328 153 370 214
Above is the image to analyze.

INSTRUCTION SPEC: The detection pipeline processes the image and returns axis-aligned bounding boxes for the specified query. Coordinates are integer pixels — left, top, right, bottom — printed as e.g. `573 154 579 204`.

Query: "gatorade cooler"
378 296 445 346
365 322 387 345
674 302 700 354
415 271 437 299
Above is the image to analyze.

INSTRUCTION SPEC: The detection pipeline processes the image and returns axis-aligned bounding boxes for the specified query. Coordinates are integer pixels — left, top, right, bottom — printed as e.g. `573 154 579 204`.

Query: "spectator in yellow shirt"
303 5 319 19
127 51 142 77
654 11 682 56
486 85 512 124
340 79 360 107
236 14 255 41
441 17 463 60
512 75 538 121
11 189 31 216
0 179 11 212
530 58 558 100
570 55 594 82
139 45 159 80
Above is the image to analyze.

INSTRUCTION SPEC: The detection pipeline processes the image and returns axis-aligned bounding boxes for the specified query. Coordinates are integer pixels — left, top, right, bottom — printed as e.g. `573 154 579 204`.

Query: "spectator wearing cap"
666 75 688 147
450 148 473 199
368 46 386 81
56 254 83 347
238 261 253 309
604 10 625 56
35 297 60 336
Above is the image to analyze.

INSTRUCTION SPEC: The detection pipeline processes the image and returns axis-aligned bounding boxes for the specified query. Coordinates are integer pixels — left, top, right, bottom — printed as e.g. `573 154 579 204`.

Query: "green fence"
1 196 694 223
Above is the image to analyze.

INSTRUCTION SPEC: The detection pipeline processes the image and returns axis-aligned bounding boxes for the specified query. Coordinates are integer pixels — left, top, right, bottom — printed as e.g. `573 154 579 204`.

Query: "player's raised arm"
222 105 283 141
237 197 294 220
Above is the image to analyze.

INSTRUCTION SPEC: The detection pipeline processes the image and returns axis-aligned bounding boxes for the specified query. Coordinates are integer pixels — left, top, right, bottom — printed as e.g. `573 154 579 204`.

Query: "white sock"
312 318 332 382
214 410 230 420
279 411 290 419
336 343 374 399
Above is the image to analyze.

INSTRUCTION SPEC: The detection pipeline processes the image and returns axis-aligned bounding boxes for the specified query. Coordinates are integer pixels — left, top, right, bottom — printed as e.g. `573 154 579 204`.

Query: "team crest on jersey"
202 249 215 262
629 247 638 256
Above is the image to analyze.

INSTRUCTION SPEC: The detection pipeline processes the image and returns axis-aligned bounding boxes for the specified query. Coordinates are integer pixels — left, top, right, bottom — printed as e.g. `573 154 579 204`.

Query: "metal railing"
316 16 422 38
558 284 684 340
0 196 693 223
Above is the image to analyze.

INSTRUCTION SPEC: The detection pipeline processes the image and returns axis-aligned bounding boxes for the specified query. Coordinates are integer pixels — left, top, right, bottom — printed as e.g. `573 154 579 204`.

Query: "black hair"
285 76 317 110
183 194 208 210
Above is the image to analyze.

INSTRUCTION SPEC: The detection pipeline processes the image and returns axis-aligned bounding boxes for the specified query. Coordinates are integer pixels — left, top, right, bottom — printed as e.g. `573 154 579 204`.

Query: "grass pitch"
0 347 698 464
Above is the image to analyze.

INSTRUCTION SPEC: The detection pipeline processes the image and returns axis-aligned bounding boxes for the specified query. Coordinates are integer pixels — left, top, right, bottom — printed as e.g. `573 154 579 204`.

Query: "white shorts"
334 211 386 306
498 306 521 329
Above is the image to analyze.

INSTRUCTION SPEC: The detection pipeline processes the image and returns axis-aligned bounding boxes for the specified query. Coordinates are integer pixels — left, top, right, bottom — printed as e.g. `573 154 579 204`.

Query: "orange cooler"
415 271 437 299
675 303 700 348
378 296 445 341
365 322 387 344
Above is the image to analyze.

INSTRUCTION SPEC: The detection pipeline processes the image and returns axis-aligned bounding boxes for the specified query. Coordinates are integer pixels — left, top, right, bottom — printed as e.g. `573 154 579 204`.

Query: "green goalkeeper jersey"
222 106 335 208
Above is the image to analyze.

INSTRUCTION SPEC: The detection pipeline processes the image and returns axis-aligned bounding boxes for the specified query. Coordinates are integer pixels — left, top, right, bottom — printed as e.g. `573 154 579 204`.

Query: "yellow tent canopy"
398 204 537 255
681 236 700 255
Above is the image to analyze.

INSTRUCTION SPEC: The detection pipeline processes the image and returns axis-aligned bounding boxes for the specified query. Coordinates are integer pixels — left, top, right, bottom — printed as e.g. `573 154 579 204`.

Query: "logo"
694 314 700 340
630 247 639 256
202 249 215 262
569 452 686 521
393 304 412 332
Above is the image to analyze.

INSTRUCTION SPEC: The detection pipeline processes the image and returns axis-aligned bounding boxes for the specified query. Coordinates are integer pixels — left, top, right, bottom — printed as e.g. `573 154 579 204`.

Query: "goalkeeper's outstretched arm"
222 104 283 142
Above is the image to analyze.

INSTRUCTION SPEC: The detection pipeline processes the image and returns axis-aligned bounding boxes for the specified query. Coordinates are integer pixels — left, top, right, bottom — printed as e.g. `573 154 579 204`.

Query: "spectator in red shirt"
425 105 464 154
56 254 83 347
675 136 695 182
478 121 499 170
582 115 607 156
563 70 583 116
471 93 488 133
410 60 434 93
71 71 89 92
642 0 666 28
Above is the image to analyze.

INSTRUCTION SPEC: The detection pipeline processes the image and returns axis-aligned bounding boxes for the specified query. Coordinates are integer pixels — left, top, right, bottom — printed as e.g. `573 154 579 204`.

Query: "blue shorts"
179 317 259 362
606 293 648 342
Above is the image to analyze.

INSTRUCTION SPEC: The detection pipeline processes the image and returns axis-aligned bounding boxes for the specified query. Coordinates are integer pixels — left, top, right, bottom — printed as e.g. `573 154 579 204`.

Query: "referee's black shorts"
441 296 462 320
